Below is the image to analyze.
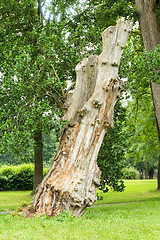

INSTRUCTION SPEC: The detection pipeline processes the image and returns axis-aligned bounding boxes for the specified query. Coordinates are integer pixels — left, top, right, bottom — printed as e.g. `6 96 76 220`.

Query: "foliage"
120 37 160 104
119 33 159 178
0 0 68 155
43 129 59 167
0 0 137 155
126 44 160 97
0 129 59 166
0 0 138 191
0 164 33 191
0 164 49 191
122 167 137 179
0 152 33 166
124 96 159 178
97 100 128 192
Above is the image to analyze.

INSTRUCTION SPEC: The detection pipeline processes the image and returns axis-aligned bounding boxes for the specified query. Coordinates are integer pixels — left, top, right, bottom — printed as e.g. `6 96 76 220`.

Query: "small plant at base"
21 201 27 207
96 193 103 201
55 211 75 222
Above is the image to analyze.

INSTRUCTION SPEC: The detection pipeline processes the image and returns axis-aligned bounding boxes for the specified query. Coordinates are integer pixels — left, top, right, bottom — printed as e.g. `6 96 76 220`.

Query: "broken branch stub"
31 20 132 217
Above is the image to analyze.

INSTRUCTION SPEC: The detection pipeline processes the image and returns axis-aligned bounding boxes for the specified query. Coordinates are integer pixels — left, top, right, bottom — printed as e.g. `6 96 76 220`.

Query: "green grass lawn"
0 191 32 212
1 199 160 239
95 179 160 205
0 180 160 239
0 179 159 212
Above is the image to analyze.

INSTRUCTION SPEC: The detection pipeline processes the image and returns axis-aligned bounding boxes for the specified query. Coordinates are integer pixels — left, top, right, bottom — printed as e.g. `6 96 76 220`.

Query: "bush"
0 164 49 191
122 167 137 179
0 175 8 191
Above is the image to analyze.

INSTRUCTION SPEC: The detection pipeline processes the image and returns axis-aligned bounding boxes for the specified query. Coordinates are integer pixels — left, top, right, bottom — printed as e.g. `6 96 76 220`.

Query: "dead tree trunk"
31 20 132 217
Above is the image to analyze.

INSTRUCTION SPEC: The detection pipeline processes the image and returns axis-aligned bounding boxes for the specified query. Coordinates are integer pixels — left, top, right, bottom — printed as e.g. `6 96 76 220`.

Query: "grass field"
95 179 160 205
0 180 160 239
0 180 159 212
0 190 32 212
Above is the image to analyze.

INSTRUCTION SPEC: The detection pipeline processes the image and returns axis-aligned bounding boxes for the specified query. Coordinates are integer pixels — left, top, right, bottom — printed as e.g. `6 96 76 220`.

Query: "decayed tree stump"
31 20 132 217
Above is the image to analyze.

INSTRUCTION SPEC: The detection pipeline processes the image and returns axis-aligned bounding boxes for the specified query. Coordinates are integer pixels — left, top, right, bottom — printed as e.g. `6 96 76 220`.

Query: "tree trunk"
33 129 43 193
145 168 149 179
31 20 132 217
150 81 160 188
135 0 160 51
149 167 154 179
157 155 160 189
150 81 160 141
140 170 144 180
135 0 160 189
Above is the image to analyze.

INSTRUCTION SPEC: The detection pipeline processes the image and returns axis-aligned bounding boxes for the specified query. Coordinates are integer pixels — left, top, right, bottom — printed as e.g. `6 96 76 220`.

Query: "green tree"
119 21 160 182
43 129 59 168
0 0 79 191
124 95 159 179
134 0 160 189
0 0 136 192
97 100 128 192
0 129 59 167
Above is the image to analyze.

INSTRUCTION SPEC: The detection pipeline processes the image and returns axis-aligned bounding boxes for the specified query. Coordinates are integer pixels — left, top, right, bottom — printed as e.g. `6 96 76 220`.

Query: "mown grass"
0 180 159 212
0 191 32 212
96 179 160 205
1 199 160 239
0 180 160 239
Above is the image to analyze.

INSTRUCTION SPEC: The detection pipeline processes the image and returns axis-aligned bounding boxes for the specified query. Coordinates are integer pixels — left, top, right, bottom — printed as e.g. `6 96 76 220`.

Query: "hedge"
0 164 49 191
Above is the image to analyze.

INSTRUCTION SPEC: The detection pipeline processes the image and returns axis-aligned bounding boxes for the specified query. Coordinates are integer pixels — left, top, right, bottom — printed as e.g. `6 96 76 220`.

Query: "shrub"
0 175 8 191
122 167 137 179
0 164 49 191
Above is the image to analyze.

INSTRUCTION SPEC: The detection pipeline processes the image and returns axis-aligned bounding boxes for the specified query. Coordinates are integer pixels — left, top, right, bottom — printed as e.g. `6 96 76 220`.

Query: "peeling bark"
31 20 132 217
